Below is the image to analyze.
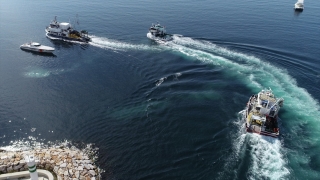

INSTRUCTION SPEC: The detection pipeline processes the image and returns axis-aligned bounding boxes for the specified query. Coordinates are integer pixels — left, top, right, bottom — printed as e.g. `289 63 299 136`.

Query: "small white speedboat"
294 0 304 11
20 42 55 53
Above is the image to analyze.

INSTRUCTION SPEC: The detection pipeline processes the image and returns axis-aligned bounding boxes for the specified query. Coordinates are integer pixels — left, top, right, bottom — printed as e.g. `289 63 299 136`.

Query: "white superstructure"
294 0 304 11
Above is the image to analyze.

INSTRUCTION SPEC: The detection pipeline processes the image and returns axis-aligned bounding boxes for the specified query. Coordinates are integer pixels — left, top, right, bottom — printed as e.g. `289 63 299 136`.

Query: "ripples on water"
2 35 319 179
1 0 320 179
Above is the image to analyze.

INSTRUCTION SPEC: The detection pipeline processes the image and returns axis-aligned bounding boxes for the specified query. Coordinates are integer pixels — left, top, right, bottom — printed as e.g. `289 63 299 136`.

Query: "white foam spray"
247 134 290 180
217 111 290 179
155 77 166 86
24 64 80 78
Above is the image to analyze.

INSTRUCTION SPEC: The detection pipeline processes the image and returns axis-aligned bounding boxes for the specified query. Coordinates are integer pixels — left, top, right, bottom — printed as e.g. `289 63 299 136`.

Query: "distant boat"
147 23 173 43
20 42 55 53
294 0 304 11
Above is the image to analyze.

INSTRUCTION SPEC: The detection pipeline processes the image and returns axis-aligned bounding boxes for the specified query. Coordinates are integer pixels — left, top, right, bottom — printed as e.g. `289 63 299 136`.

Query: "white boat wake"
167 36 320 179
51 35 319 179
215 111 290 180
89 35 162 51
243 134 289 180
87 35 294 178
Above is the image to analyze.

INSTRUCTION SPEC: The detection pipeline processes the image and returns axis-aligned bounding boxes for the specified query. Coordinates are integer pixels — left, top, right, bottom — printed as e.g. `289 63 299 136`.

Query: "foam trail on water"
246 134 290 180
0 138 96 153
170 36 320 130
167 41 292 178
24 64 80 78
168 36 320 178
89 35 161 51
218 112 290 179
20 34 317 178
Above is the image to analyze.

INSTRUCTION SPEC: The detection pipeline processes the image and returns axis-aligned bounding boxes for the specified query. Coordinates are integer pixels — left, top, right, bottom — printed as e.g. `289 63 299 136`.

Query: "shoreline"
0 146 101 180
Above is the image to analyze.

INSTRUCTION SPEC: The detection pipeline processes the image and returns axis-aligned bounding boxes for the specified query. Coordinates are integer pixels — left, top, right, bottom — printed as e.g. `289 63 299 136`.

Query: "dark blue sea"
1 0 320 179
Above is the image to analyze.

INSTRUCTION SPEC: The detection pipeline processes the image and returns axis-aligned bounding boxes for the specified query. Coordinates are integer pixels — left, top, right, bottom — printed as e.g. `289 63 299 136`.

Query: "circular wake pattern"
50 34 319 179
168 36 320 178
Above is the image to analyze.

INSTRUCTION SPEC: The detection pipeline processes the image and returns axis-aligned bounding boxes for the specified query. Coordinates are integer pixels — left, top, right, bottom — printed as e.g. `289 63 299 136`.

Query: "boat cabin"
31 42 41 46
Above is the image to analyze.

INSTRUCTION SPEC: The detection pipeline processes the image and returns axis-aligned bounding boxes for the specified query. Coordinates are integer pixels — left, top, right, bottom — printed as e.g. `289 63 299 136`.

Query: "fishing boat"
45 16 91 43
244 88 284 138
147 23 173 43
20 42 55 53
294 0 304 11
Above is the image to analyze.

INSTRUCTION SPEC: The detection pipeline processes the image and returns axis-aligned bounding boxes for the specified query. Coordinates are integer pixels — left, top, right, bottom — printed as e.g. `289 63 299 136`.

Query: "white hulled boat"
294 0 304 11
244 88 284 138
147 23 173 43
20 42 55 53
45 16 91 43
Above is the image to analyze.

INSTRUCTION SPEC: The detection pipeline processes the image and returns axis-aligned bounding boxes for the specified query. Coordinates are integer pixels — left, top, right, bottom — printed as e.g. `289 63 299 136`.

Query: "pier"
0 146 101 180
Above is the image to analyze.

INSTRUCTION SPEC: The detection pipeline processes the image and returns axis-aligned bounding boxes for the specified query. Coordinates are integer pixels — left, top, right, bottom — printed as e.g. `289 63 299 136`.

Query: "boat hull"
20 46 54 53
147 32 173 43
46 32 91 43
294 8 303 12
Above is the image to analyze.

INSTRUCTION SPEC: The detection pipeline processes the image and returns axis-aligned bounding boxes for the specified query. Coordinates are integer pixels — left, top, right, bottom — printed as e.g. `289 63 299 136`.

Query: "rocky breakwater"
0 145 101 180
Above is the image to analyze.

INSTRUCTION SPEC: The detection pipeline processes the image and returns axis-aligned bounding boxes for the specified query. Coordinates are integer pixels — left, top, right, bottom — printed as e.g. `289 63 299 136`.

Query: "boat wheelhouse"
245 89 284 138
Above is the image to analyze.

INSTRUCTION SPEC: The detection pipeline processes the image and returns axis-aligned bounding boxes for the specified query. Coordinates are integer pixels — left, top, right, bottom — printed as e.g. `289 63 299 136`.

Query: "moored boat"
244 88 284 138
20 42 55 53
147 23 173 43
294 0 304 11
45 16 91 43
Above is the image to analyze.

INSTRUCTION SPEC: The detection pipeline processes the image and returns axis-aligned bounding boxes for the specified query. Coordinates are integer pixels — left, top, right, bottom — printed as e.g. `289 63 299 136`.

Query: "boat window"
261 100 268 107
32 43 40 46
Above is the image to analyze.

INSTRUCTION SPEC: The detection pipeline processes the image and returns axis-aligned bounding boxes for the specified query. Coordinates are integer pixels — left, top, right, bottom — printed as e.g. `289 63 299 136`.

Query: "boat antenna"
76 14 79 25
74 14 79 29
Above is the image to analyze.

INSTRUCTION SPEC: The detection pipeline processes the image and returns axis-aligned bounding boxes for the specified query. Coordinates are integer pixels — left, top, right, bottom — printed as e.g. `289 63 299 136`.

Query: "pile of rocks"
0 147 101 180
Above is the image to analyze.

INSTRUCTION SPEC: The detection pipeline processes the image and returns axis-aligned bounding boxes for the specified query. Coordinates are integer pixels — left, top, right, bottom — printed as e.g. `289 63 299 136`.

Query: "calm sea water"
1 0 320 179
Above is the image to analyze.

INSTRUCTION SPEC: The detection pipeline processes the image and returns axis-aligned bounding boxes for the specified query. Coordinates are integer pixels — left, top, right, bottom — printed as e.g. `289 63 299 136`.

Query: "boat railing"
262 97 283 117
269 98 284 110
